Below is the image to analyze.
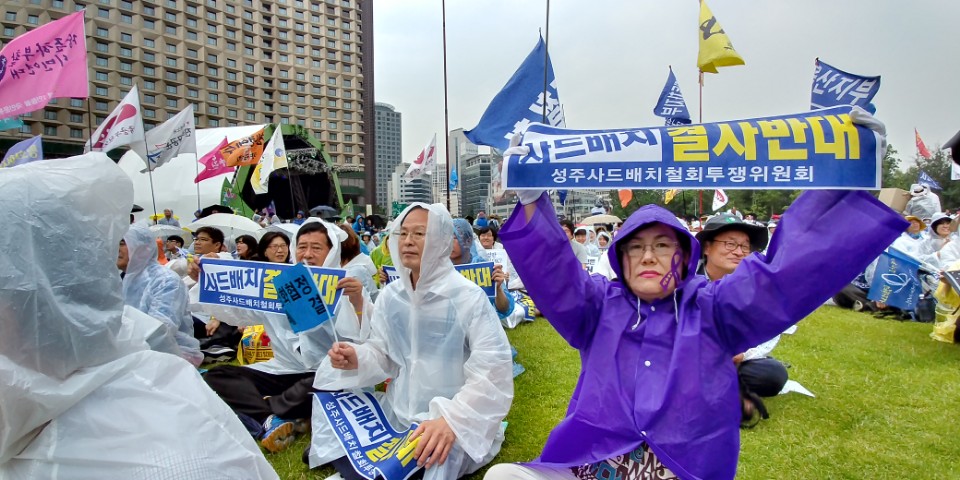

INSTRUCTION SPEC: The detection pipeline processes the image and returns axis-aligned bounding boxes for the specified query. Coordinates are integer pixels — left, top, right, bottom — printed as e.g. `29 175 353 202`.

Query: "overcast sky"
371 0 960 169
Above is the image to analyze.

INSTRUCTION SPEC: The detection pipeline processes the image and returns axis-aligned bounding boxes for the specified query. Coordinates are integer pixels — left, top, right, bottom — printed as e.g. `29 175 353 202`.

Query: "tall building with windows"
460 153 497 217
0 0 377 205
374 102 401 212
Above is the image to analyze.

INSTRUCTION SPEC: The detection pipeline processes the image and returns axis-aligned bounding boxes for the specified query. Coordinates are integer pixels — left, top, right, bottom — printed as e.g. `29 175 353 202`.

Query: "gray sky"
372 0 960 170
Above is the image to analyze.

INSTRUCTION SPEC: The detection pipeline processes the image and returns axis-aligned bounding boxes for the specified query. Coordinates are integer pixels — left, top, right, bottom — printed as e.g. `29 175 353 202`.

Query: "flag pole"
134 83 159 220
441 0 452 211
698 70 704 218
542 0 551 122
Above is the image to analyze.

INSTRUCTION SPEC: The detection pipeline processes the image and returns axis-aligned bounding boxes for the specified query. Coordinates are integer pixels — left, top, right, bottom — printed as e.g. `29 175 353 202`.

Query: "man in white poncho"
0 153 277 479
309 203 514 479
189 219 369 453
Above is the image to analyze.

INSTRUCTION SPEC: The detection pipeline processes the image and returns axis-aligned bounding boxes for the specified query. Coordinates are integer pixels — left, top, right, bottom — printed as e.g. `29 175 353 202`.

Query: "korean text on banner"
383 262 495 298
465 36 565 152
274 263 340 334
0 11 88 118
197 258 344 316
0 135 43 168
502 105 882 190
222 128 266 167
810 59 880 110
315 391 422 480
195 137 232 183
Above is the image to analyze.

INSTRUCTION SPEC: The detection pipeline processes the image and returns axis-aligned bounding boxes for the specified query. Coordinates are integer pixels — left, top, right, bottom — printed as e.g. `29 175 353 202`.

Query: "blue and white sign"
867 248 921 311
653 68 691 126
918 170 942 190
810 59 881 110
382 262 496 298
502 106 882 190
316 391 422 480
274 263 343 334
464 36 564 152
198 258 344 315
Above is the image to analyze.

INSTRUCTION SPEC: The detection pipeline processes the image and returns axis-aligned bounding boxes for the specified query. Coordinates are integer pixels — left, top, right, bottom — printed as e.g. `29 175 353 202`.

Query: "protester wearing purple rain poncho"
491 190 906 480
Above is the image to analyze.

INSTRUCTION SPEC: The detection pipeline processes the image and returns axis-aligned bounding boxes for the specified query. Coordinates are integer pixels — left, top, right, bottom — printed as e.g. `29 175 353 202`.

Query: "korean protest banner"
0 135 42 168
382 265 400 286
134 104 196 172
0 117 24 131
867 248 921 311
382 262 496 298
222 127 266 167
810 59 880 110
502 105 882 191
198 258 344 317
315 391 422 480
0 11 88 119
274 263 339 334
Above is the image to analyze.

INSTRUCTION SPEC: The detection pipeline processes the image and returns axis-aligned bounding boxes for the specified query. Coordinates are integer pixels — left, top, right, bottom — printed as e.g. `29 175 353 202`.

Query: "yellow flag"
664 189 680 204
697 0 745 74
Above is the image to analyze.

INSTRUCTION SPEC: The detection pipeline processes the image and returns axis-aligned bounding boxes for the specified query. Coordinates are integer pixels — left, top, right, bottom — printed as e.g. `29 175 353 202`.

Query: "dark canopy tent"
945 129 960 166
236 125 343 219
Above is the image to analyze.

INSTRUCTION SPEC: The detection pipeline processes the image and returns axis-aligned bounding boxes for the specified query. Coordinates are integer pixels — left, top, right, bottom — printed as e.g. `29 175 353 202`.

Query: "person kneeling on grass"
308 203 514 479
696 214 788 427
484 115 904 480
189 220 369 453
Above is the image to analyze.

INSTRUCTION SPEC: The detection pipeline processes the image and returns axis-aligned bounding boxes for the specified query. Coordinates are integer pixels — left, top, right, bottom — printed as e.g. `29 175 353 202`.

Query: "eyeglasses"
397 230 426 241
714 240 752 254
624 241 679 258
268 242 288 251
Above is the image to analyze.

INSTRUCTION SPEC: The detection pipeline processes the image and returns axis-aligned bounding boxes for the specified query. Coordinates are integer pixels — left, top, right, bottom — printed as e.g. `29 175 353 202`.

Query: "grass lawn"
266 306 960 479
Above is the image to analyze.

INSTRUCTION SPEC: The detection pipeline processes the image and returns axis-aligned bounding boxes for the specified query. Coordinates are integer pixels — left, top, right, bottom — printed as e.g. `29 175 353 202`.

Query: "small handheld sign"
274 263 343 335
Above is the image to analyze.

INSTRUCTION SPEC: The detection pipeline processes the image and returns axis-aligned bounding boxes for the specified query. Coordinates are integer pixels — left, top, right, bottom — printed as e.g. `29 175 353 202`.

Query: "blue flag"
0 135 43 168
918 170 942 190
557 190 568 205
0 117 24 131
810 59 881 110
653 67 691 126
449 164 458 190
464 36 564 152
868 248 921 311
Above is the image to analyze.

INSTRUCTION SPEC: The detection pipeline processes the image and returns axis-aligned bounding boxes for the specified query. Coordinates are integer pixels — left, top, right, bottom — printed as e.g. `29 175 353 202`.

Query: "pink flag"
195 137 233 183
0 11 88 118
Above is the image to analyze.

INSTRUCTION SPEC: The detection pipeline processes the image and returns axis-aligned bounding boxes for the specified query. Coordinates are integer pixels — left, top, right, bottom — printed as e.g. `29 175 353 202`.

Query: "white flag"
403 134 437 182
712 188 729 211
85 85 144 154
252 125 287 194
134 104 196 172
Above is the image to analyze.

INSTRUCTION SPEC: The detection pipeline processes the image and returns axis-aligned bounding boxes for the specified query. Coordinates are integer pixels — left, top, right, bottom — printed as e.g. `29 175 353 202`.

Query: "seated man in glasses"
696 214 787 427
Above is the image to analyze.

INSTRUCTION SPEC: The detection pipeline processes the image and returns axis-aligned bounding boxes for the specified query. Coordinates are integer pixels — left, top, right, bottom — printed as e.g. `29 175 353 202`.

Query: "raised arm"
499 193 607 349
711 190 907 354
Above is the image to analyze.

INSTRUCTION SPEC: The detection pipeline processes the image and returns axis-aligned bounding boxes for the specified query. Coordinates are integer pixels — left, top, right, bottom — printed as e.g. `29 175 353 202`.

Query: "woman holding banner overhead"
485 117 906 480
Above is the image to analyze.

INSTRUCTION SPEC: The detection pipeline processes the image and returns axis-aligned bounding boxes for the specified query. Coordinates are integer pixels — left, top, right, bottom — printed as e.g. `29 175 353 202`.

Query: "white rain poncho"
122 221 203 366
189 218 368 375
903 184 942 220
309 204 513 478
0 153 277 479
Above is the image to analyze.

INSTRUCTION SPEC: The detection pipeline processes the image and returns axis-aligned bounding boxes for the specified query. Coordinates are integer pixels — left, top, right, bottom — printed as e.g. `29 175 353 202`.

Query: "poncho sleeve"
710 190 908 355
499 194 607 349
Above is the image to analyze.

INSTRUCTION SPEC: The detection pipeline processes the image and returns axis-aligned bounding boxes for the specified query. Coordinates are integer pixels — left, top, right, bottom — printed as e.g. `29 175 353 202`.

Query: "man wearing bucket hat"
696 214 788 427
903 184 941 222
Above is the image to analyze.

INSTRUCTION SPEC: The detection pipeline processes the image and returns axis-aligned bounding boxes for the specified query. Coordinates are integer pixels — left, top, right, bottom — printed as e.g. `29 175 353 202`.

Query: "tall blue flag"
0 135 43 168
653 67 691 126
867 248 921 311
449 164 458 190
918 170 942 190
464 36 565 152
810 58 881 110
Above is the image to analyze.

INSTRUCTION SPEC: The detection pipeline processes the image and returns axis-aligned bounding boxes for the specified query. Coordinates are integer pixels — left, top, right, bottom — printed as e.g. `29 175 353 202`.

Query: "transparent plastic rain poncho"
122 221 203 366
903 184 942 220
0 153 278 479
310 203 514 478
189 218 368 374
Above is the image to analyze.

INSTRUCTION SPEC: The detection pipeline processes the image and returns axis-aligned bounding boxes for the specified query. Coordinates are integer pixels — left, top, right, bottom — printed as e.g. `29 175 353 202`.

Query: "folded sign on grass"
867 248 921 311
502 105 882 190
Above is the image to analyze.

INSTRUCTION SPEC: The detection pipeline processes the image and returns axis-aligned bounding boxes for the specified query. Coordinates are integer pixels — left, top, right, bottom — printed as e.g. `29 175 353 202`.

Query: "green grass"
266 306 960 479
